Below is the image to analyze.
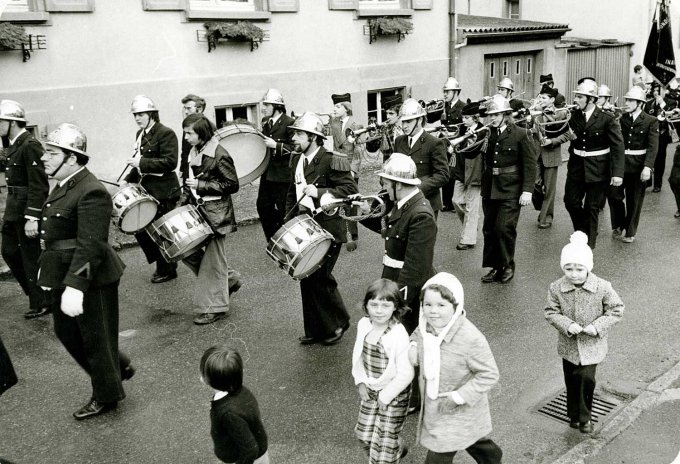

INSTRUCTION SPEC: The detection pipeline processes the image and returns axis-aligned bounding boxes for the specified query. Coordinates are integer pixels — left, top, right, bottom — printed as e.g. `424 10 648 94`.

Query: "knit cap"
560 231 593 271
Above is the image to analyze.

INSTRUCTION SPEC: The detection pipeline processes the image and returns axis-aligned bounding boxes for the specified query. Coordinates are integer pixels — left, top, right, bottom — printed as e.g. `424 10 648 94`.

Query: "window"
526 58 532 74
503 61 508 77
215 103 258 128
515 60 520 75
0 0 50 22
367 87 404 124
505 0 520 19
359 0 400 8
184 0 272 19
189 0 254 11
4 0 29 12
489 62 495 79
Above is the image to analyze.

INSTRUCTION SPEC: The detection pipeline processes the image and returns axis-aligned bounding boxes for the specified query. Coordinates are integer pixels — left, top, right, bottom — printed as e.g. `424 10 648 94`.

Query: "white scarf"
419 307 464 400
294 148 319 211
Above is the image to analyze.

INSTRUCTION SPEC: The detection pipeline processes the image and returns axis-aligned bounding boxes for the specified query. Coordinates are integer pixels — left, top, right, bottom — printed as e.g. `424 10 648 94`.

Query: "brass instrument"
345 122 384 139
448 122 492 148
419 99 445 124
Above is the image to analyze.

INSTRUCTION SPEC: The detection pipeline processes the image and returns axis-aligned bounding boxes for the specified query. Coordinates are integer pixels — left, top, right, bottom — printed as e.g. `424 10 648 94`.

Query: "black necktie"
303 157 309 170
268 119 273 131
408 137 413 148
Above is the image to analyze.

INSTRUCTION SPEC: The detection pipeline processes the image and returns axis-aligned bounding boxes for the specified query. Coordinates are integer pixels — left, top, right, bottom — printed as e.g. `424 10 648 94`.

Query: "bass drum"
215 123 269 185
111 184 158 234
147 205 213 262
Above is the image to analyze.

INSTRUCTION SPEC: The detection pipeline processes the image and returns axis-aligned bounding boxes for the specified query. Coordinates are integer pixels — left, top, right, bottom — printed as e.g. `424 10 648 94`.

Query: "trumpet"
345 122 384 139
448 122 492 148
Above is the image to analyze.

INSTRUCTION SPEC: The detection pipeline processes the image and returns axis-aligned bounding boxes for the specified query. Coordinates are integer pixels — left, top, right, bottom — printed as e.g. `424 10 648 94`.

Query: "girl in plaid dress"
352 279 415 464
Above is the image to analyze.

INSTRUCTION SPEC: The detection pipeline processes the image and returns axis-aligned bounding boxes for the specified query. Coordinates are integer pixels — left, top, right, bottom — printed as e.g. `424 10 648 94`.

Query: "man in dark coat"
285 113 357 346
480 95 537 284
608 86 659 243
0 100 50 319
393 98 449 216
357 153 437 334
564 80 625 248
39 123 133 420
124 95 180 283
256 89 295 241
440 77 466 212
644 82 677 192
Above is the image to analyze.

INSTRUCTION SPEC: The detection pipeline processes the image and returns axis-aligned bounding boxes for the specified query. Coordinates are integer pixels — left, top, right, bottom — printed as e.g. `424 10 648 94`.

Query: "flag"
643 0 676 86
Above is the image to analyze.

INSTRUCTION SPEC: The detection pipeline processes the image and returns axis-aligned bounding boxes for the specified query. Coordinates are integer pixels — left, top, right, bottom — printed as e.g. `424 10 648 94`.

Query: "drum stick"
99 179 121 187
283 175 320 222
116 164 131 183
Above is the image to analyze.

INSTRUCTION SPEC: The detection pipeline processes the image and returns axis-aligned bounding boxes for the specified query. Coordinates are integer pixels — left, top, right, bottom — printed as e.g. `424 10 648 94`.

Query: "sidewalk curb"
551 360 680 464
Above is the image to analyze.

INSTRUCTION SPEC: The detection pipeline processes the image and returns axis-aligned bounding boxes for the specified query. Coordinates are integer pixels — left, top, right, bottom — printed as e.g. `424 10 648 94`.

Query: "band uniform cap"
497 78 515 92
577 77 597 86
485 95 513 115
539 85 558 98
573 80 598 98
331 93 351 105
597 85 612 98
624 86 647 103
462 102 481 116
379 153 421 185
442 77 462 91
288 112 326 138
0 100 26 122
130 95 158 114
539 73 554 84
262 89 285 106
382 94 403 110
45 123 88 156
399 98 426 121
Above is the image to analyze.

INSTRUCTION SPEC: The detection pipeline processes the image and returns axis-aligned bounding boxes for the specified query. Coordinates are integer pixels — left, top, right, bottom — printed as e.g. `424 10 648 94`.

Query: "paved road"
1 165 679 464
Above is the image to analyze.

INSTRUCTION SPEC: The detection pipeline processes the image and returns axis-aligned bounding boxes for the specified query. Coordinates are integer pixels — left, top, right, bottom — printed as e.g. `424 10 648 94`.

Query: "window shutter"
411 0 432 9
44 0 94 12
141 0 184 11
268 0 298 12
328 0 358 10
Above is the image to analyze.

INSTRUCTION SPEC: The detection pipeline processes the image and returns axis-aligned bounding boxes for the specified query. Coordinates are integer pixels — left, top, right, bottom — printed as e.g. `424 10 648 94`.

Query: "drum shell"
111 184 158 234
147 204 214 262
215 124 269 185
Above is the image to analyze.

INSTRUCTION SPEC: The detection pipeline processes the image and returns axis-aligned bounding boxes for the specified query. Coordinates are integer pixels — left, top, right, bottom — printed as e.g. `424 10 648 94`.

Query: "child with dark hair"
352 279 414 463
200 346 270 464
409 273 502 464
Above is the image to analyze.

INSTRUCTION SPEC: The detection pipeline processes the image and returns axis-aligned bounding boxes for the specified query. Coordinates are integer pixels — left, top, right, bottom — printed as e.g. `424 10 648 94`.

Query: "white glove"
61 286 84 317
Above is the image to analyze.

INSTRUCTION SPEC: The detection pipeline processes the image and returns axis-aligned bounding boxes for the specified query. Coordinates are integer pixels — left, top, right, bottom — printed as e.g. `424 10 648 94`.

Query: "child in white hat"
544 231 625 434
409 272 502 463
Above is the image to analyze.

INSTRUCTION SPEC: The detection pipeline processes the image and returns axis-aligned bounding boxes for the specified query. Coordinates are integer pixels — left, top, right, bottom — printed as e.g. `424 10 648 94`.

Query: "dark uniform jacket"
3 131 48 222
262 113 295 183
481 123 537 200
441 100 465 127
38 168 125 292
184 139 239 236
619 111 659 174
361 190 437 298
124 122 180 200
567 106 625 183
394 131 450 211
285 147 358 243
644 97 676 144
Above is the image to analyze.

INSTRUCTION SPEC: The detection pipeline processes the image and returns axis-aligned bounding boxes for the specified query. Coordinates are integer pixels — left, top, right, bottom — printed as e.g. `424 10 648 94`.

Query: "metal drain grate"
534 390 621 426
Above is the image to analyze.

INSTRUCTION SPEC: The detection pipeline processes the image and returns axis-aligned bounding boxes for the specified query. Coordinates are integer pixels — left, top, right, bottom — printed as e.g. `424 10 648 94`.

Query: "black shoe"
456 243 475 250
322 324 349 345
121 365 135 381
400 446 409 459
151 272 177 284
481 269 500 283
675 210 680 218
193 312 227 325
298 336 318 345
569 420 580 429
73 398 117 420
499 266 514 284
537 222 552 229
406 405 419 415
579 421 594 433
24 306 51 320
229 280 242 295
441 205 454 212
652 187 661 193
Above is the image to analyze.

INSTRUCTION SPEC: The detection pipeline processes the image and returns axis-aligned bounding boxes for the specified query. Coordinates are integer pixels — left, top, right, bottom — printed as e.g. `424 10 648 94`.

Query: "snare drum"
147 205 214 262
215 123 268 185
266 215 333 280
111 184 158 233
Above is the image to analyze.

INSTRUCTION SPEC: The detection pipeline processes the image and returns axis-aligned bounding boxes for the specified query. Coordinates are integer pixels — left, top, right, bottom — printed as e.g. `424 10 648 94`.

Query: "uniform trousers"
442 172 457 210
0 333 18 396
256 178 289 241
482 198 520 271
562 359 597 424
669 147 680 212
51 281 129 404
452 181 481 245
653 140 670 190
424 439 503 464
346 177 360 239
564 178 608 249
538 158 559 225
299 242 350 340
182 235 241 314
608 171 648 237
135 196 179 276
1 219 47 310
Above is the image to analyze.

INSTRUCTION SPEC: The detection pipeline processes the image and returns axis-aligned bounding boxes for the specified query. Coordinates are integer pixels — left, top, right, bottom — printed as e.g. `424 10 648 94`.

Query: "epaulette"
330 152 351 171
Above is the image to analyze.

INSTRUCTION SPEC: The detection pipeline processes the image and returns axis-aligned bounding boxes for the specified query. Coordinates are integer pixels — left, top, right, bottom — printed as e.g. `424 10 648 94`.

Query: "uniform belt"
6 185 28 194
382 255 404 269
573 148 610 157
624 149 646 155
42 238 78 251
491 165 519 175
